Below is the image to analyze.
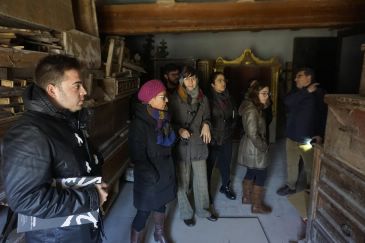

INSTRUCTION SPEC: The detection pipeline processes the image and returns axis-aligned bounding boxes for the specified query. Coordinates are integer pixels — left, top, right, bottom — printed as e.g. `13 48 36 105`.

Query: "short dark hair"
163 63 180 75
210 72 225 84
180 65 197 79
35 55 81 90
247 80 269 109
296 67 315 82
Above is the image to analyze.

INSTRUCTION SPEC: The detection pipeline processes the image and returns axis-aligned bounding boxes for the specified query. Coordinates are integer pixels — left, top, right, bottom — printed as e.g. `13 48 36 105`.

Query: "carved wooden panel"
307 94 365 243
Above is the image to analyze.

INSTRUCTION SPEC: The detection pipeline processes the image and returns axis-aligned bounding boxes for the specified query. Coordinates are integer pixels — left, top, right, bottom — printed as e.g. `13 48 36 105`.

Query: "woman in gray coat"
169 66 217 227
237 81 272 214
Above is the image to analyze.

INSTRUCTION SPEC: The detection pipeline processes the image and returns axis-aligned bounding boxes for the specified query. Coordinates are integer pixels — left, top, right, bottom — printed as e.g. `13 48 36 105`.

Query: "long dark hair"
247 81 269 110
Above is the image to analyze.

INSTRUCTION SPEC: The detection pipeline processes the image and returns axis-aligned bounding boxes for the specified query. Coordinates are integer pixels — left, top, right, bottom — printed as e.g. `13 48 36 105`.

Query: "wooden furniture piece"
215 49 281 142
360 44 365 96
197 59 215 95
306 95 365 243
89 95 134 212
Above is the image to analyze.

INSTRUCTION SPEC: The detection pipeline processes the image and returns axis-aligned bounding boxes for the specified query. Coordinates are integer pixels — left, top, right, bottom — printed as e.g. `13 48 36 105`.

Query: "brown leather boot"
242 179 253 204
153 212 168 243
252 185 272 214
131 227 143 243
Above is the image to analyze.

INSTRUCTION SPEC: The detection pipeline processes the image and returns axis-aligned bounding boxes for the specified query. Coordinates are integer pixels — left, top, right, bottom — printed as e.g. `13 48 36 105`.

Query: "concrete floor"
103 139 307 243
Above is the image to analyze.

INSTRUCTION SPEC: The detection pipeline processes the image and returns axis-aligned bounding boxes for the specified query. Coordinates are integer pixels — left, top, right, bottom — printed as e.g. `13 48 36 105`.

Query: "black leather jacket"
1 84 101 243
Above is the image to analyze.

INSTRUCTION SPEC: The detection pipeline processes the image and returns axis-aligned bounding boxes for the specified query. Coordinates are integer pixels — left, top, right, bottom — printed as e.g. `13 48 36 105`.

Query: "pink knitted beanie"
137 79 166 103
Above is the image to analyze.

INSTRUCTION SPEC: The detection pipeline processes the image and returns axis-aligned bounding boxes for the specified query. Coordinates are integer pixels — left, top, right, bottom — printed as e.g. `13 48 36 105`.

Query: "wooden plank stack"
0 79 27 117
0 26 63 53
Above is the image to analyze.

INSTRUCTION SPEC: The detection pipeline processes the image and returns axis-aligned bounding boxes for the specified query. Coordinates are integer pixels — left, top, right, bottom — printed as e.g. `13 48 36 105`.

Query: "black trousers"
244 168 267 187
132 205 166 231
207 142 233 191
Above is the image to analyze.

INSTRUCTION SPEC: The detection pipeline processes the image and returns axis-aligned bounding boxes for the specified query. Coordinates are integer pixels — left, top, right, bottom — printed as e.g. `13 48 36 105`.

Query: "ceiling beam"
99 0 365 35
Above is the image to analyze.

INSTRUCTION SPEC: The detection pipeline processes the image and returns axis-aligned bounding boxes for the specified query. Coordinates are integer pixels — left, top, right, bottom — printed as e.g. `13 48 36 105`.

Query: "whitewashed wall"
153 28 337 64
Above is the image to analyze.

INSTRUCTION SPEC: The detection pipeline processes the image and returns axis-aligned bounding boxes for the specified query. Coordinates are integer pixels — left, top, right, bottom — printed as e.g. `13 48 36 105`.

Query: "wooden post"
105 38 115 78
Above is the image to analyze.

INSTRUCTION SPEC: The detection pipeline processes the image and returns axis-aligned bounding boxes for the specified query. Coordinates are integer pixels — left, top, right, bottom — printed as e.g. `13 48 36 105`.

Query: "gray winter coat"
237 100 269 169
169 91 210 162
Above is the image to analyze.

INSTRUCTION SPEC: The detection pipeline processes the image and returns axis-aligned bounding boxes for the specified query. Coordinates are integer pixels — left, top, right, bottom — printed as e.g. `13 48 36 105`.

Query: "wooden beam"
100 0 365 35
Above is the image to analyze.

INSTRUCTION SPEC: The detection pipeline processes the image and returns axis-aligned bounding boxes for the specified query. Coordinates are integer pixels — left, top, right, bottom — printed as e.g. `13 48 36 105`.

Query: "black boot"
153 212 168 243
219 181 236 200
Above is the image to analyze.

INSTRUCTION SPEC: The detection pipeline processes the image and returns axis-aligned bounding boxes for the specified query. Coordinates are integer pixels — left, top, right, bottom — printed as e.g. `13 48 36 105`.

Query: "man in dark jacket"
1 55 108 242
277 68 327 196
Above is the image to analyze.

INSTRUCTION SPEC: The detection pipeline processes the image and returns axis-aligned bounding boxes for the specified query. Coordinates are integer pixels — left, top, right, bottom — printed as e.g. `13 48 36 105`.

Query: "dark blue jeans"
244 168 267 187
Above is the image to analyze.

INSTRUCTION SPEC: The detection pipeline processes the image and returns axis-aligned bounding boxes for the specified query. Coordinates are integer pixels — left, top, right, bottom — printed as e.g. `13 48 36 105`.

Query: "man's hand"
200 123 211 144
95 182 108 207
179 128 191 139
311 136 323 144
307 83 319 93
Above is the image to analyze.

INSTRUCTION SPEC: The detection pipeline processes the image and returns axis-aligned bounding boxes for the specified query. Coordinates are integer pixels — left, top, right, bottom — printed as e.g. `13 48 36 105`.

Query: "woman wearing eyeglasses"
169 66 218 227
237 81 272 214
129 79 177 242
206 72 237 202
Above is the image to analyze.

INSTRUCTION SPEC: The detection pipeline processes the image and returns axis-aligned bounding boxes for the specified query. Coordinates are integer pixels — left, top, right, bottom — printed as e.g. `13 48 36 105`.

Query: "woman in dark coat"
207 72 237 201
237 81 272 214
128 79 177 243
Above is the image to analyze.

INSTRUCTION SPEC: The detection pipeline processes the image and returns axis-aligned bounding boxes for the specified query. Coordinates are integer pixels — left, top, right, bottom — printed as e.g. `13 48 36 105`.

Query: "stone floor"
103 139 307 243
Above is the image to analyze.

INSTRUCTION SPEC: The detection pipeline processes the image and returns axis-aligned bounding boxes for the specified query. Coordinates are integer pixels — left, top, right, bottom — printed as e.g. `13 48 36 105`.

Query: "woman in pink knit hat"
128 79 176 243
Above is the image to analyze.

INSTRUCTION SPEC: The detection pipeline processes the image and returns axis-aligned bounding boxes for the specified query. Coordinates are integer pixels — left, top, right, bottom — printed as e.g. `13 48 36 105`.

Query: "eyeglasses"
259 92 271 97
183 76 198 82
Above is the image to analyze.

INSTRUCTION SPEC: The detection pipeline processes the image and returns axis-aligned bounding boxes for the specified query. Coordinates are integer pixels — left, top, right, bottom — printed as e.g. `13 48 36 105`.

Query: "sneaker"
276 185 296 196
206 213 218 222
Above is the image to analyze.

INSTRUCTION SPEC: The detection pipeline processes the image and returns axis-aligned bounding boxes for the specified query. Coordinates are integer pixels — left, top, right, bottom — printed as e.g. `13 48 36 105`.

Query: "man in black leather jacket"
1 55 108 243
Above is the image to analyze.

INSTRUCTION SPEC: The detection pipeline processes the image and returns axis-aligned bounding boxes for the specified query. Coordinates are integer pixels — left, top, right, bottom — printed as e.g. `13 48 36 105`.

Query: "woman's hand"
179 128 191 139
200 123 211 144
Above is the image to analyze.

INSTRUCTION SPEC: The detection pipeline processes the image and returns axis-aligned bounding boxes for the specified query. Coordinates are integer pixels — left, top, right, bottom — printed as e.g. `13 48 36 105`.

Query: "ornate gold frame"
215 48 281 142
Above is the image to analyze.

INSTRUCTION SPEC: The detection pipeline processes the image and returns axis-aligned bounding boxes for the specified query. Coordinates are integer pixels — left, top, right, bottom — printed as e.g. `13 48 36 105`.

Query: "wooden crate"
103 76 139 99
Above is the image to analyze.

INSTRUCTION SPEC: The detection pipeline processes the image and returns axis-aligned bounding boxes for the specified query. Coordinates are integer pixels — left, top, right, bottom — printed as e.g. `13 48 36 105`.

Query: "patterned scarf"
177 85 204 104
147 106 176 147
